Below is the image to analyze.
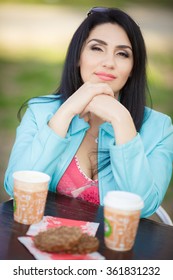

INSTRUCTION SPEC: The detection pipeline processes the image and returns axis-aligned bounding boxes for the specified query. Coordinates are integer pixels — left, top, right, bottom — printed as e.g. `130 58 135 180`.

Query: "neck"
88 113 103 128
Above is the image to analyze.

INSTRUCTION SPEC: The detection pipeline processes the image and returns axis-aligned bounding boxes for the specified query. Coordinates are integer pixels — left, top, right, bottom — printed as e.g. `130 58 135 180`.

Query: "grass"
0 0 173 8
0 59 63 127
0 57 66 133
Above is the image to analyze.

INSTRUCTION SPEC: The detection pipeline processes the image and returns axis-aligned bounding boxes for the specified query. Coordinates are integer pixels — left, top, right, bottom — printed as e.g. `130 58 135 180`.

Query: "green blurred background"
0 0 173 219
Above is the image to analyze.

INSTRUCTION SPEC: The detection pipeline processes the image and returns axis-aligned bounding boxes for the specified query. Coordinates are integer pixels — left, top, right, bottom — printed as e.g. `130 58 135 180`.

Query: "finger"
87 77 115 97
95 83 114 97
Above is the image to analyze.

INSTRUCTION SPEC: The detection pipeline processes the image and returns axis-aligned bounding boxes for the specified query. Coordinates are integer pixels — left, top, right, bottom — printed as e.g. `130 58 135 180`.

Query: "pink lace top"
57 156 99 204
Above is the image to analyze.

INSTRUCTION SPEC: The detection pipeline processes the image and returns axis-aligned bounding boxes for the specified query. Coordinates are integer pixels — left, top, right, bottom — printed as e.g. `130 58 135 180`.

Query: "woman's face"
80 23 133 97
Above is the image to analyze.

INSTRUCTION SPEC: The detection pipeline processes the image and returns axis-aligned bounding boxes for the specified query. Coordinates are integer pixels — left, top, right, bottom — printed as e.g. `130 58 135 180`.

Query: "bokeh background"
0 0 173 219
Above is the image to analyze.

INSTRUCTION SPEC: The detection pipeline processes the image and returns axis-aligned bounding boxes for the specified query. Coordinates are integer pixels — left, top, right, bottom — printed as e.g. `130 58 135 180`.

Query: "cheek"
120 63 133 80
80 63 88 82
80 55 95 81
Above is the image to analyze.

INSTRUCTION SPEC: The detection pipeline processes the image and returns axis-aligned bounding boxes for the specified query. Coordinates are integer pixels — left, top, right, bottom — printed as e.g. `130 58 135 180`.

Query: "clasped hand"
64 81 126 124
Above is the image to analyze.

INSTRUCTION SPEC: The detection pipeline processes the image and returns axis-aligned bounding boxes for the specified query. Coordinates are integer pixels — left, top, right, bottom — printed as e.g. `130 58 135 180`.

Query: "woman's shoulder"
27 94 63 124
28 94 62 108
141 107 173 133
140 108 173 153
144 107 172 123
28 94 62 113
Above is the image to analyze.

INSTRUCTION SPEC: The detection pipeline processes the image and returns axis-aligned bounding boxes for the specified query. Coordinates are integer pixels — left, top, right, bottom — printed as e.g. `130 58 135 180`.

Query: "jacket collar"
100 122 114 137
69 115 114 137
69 115 89 135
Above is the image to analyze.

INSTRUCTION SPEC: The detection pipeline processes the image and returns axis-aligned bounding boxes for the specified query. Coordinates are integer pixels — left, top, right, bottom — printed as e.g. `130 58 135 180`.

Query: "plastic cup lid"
12 170 51 183
104 190 144 211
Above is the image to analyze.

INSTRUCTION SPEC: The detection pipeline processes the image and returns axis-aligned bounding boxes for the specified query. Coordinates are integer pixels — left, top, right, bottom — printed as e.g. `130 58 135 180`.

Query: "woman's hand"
48 81 114 137
80 94 118 122
61 81 115 118
81 94 137 145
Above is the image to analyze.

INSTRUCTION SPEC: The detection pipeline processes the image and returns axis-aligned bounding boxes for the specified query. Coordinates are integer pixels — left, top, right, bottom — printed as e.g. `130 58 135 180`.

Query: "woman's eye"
91 46 103 52
117 52 129 58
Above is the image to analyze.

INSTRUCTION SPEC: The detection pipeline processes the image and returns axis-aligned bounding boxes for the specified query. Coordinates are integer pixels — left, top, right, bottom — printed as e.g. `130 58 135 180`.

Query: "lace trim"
74 155 98 183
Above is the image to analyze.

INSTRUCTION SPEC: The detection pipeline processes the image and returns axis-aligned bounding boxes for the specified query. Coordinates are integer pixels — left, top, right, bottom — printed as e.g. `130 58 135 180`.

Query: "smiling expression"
79 23 134 98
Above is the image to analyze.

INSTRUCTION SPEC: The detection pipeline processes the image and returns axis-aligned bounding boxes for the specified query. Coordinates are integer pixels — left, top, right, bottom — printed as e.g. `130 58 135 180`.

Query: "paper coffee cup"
13 170 50 225
104 191 144 251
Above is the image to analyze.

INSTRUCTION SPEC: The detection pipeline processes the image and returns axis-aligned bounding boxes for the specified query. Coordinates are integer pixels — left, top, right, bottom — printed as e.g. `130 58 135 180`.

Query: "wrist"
111 110 137 145
48 106 74 137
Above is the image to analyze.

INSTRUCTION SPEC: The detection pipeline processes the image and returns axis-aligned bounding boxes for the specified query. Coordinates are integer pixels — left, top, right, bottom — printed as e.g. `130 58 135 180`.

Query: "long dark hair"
56 7 148 131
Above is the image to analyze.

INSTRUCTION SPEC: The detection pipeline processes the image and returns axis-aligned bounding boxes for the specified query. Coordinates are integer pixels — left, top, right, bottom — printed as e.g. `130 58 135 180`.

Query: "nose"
101 53 115 69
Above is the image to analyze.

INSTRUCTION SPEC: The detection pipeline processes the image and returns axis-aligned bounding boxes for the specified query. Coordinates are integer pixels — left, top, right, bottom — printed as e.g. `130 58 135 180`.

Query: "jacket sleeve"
4 106 71 197
109 116 173 217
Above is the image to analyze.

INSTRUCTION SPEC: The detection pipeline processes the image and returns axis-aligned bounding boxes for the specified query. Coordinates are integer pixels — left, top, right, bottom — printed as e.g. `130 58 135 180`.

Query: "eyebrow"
87 39 132 51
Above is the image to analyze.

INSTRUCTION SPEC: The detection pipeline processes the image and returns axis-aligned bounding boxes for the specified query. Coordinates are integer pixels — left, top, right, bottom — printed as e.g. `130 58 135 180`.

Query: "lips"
95 72 116 81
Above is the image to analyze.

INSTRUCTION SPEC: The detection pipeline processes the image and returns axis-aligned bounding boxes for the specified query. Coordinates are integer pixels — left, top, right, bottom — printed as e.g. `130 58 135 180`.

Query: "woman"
4 7 173 217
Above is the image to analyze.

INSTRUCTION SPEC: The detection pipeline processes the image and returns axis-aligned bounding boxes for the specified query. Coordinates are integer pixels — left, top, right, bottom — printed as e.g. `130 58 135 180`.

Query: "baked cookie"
34 226 82 252
68 233 99 254
34 226 99 254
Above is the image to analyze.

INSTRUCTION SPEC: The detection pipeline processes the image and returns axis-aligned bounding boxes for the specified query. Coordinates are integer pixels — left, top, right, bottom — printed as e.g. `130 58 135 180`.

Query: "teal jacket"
4 96 173 217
